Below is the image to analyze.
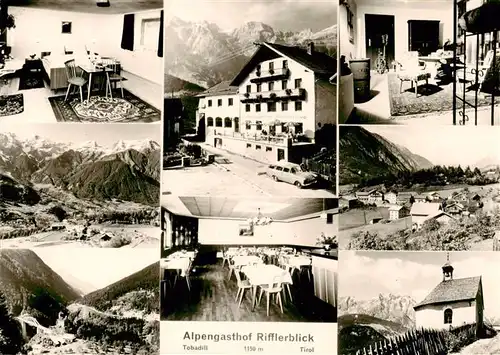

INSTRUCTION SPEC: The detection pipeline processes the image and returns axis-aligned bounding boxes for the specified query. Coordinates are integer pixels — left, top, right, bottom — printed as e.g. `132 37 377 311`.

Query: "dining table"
232 255 263 268
79 63 114 101
241 264 293 311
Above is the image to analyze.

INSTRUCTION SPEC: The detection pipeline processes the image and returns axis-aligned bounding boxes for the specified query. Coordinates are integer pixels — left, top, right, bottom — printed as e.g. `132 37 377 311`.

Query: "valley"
0 249 159 355
0 133 161 248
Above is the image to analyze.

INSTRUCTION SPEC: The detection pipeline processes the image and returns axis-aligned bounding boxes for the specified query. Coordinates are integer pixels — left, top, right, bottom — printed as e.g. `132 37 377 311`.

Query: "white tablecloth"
161 251 195 277
241 264 292 286
232 255 263 267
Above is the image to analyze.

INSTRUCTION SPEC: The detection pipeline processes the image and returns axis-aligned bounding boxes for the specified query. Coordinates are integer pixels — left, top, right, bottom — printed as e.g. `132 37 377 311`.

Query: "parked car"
265 161 318 188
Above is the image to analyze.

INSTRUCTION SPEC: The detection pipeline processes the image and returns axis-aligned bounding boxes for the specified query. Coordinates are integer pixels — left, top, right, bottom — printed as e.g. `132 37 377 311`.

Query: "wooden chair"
101 57 125 98
182 258 193 292
228 257 238 281
281 267 293 304
64 59 88 103
257 274 284 316
221 249 230 268
234 269 252 307
395 51 432 97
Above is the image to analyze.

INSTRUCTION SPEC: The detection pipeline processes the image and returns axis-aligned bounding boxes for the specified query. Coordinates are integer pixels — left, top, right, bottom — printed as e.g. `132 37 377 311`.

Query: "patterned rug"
19 72 45 90
388 73 500 117
0 94 24 117
48 89 161 123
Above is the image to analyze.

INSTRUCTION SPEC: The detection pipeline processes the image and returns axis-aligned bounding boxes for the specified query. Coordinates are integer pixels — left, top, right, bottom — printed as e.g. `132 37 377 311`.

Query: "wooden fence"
352 328 447 355
302 157 335 182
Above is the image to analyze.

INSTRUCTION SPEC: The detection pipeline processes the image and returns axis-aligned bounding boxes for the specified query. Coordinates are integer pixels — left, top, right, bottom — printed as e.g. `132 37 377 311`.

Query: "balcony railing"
211 130 313 145
250 68 290 83
240 88 306 103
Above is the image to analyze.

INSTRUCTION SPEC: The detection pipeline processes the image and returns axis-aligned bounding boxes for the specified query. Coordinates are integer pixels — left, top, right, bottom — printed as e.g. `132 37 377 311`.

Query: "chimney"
307 41 315 55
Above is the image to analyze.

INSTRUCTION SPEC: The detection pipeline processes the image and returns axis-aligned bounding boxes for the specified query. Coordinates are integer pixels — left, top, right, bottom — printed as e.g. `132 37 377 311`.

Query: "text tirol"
184 332 315 343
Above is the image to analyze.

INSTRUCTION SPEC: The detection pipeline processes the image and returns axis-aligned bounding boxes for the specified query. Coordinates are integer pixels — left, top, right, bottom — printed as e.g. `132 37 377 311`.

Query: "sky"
340 251 500 318
0 122 161 146
166 0 337 32
363 126 500 167
34 248 159 295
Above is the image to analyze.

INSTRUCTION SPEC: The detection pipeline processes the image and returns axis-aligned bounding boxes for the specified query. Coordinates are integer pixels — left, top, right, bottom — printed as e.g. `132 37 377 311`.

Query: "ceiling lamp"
96 0 110 7
246 208 273 226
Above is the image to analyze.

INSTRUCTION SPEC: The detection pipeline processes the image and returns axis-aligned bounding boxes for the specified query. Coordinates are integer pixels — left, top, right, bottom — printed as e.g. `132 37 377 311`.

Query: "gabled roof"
197 81 238 98
389 205 404 211
230 42 336 86
410 202 441 216
414 276 482 310
427 211 456 221
398 192 414 198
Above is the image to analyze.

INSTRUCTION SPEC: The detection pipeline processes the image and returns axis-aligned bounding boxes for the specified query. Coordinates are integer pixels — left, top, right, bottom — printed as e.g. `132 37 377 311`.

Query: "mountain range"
339 126 434 185
0 133 160 206
165 17 337 89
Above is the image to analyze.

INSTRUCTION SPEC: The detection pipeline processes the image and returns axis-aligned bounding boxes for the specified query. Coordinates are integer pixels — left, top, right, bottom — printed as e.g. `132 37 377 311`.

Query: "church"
414 257 484 332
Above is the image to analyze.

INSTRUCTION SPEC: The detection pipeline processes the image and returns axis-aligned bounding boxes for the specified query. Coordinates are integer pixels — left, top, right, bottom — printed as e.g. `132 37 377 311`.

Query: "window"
256 103 261 112
268 82 274 91
246 143 252 148
282 80 288 90
140 18 161 51
281 101 288 111
245 104 251 112
207 117 214 126
245 121 251 130
217 99 222 107
283 168 290 173
228 98 233 106
327 214 334 224
256 145 261 150
246 85 251 93
256 83 262 92
294 78 302 88
269 62 274 71
267 102 276 112
444 309 453 324
266 147 272 152
224 117 232 127
215 117 223 127
269 165 276 169
256 121 263 130
234 117 239 132
208 100 212 107
282 60 288 69
295 101 302 111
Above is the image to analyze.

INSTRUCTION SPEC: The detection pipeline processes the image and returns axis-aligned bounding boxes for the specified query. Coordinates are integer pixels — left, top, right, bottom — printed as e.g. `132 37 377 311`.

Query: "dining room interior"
159 196 338 323
0 0 163 123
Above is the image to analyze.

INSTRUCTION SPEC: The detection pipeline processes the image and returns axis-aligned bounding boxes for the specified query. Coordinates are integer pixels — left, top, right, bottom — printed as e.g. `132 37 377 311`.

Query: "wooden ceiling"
9 0 163 14
177 197 338 221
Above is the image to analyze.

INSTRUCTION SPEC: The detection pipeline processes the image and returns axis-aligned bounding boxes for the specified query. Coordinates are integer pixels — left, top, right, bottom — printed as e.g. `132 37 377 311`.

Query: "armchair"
395 51 432 97
455 50 500 94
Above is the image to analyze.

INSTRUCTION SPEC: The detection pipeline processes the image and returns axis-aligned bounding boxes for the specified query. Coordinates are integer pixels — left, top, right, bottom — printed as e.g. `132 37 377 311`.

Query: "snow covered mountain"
165 17 337 88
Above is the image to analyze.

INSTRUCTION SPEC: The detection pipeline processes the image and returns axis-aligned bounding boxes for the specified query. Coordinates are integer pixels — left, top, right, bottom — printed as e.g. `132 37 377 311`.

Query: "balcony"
240 88 306 103
249 67 290 83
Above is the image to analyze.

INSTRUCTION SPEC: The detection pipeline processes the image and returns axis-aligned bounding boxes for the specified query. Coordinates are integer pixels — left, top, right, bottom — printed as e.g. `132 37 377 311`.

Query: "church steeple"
442 252 454 281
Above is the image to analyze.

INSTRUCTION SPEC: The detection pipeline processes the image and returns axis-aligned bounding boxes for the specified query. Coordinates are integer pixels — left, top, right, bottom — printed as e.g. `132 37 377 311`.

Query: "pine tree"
0 291 24 355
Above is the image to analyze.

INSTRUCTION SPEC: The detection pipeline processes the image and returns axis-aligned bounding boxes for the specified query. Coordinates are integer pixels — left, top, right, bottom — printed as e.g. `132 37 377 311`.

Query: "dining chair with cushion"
64 59 88 102
257 273 284 316
234 269 252 307
395 51 432 97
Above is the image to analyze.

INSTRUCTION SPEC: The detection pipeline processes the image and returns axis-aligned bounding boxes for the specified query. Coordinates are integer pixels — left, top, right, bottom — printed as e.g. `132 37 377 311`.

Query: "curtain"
121 14 135 51
157 10 164 57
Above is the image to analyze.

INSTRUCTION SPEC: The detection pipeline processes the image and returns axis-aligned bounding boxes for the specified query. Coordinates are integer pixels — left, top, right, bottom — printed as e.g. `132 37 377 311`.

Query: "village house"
444 202 465 216
410 202 442 228
368 191 384 204
388 205 409 220
340 195 359 209
195 41 336 164
355 189 377 203
427 211 456 225
397 192 414 205
428 192 442 201
414 260 484 332
385 191 397 204
414 194 429 203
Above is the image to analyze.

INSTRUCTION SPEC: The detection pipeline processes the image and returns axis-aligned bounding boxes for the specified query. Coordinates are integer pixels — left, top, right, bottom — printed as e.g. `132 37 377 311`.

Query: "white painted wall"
415 301 477 330
354 2 453 61
198 215 336 247
199 94 241 137
239 57 316 138
339 0 358 60
7 7 162 85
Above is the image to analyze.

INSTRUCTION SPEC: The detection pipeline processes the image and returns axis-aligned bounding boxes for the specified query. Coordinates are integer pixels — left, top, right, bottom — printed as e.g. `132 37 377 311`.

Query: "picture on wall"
238 223 254 236
61 21 72 33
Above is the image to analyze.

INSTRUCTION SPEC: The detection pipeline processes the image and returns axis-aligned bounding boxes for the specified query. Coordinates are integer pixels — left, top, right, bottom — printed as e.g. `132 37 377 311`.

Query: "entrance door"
365 14 395 71
277 148 285 162
197 117 206 140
